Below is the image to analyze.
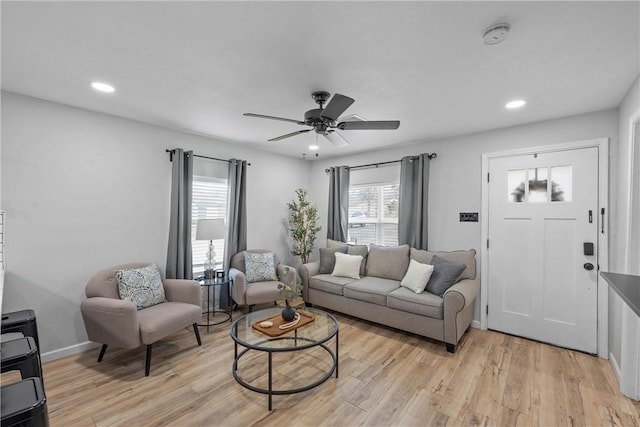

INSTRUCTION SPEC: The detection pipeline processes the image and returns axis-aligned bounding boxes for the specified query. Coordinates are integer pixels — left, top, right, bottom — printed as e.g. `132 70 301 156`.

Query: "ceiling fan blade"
323 131 349 148
244 113 304 125
320 94 355 121
337 120 400 130
268 129 312 142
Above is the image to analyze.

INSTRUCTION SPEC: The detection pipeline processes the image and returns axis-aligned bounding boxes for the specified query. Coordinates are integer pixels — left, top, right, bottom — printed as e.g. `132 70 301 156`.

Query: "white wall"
308 108 619 324
609 75 639 370
0 89 628 358
0 91 309 357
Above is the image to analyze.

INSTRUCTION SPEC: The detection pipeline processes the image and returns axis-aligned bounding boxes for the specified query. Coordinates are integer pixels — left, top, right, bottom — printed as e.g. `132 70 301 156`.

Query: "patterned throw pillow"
244 252 278 283
116 263 167 309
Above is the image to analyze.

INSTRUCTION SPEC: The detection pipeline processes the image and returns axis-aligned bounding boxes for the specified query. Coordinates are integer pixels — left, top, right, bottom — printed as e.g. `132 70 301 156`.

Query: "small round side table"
198 276 233 331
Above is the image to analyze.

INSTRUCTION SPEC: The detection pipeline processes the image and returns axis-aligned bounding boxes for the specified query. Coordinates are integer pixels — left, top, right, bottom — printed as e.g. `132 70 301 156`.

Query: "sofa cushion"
400 259 435 294
344 276 400 306
426 255 466 297
366 244 410 281
137 301 201 344
319 246 348 274
326 239 346 249
410 248 476 280
310 274 357 296
332 252 363 279
245 280 282 305
387 287 444 319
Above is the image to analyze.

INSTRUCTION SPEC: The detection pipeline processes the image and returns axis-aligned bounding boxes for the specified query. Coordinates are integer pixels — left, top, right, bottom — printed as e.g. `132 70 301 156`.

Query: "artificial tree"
287 188 321 264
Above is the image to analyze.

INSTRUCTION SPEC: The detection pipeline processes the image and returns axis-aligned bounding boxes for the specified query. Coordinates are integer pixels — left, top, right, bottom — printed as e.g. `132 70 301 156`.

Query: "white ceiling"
2 1 638 159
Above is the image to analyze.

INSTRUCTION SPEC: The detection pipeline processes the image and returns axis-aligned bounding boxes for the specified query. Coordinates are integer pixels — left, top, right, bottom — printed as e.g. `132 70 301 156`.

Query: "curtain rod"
166 149 251 165
324 153 436 174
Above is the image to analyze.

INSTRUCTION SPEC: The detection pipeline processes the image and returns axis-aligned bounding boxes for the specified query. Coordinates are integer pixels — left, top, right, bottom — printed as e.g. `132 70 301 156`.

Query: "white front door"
487 147 599 353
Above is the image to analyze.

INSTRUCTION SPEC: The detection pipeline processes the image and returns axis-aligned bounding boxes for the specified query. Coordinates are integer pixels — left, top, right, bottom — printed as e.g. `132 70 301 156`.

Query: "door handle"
583 263 594 271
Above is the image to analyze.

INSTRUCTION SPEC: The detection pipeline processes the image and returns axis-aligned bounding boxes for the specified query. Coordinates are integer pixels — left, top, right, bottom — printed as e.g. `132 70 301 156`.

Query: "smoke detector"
483 24 510 45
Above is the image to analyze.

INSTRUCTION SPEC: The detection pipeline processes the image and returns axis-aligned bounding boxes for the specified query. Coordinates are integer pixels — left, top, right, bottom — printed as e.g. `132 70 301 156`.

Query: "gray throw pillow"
425 255 467 297
116 263 167 310
319 246 348 274
347 244 369 276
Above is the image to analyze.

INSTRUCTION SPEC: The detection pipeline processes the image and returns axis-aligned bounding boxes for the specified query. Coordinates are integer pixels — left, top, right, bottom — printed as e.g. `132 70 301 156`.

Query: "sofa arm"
277 264 297 287
298 261 320 301
80 297 141 349
163 279 201 306
228 268 247 306
443 279 480 349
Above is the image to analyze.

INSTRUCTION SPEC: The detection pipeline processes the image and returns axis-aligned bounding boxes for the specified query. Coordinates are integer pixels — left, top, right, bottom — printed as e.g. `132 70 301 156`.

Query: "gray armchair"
80 263 202 376
229 250 296 312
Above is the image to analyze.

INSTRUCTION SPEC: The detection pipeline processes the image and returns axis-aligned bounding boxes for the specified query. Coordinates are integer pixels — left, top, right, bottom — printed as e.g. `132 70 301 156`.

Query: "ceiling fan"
243 91 400 148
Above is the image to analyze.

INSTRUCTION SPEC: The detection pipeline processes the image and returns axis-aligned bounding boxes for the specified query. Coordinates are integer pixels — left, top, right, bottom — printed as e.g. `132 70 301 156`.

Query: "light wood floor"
5 306 640 426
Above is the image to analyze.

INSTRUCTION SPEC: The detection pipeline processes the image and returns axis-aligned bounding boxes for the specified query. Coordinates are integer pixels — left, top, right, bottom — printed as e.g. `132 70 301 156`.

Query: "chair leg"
192 323 202 346
97 344 108 362
248 305 254 313
446 343 456 353
145 344 153 377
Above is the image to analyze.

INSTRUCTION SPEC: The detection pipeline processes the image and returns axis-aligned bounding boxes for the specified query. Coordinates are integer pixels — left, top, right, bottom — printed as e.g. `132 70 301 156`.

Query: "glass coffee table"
230 307 339 410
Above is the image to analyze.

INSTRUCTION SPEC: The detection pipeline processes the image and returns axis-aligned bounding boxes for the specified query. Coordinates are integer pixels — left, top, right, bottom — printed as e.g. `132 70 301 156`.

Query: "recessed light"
505 99 526 109
91 82 115 93
309 145 319 151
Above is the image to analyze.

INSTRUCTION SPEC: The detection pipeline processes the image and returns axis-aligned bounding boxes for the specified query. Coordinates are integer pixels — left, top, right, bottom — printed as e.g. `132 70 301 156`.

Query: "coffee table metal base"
232 333 339 411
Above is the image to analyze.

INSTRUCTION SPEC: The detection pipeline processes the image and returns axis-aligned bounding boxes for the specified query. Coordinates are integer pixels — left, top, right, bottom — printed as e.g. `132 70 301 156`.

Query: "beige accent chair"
80 263 202 376
229 250 296 312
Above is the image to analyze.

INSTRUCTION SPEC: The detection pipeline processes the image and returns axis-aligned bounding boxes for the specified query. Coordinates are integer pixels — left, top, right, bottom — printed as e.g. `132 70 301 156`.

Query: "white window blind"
348 183 399 246
192 176 228 274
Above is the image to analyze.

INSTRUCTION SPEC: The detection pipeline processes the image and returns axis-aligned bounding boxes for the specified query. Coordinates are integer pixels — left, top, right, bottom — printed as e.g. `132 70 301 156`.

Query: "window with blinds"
347 183 399 246
192 176 228 274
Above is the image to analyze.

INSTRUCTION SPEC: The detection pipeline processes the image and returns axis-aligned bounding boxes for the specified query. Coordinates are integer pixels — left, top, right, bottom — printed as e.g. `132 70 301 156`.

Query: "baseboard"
41 340 100 363
609 351 622 382
471 320 481 329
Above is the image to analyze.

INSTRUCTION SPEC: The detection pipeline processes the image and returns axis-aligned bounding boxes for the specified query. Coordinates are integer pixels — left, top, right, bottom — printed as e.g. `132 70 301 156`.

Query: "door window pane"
550 166 572 202
528 167 548 203
508 169 526 203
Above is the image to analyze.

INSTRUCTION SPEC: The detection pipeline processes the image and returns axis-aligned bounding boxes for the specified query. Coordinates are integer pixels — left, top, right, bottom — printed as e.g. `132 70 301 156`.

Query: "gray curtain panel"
398 153 431 250
166 148 194 279
327 166 350 242
223 158 248 308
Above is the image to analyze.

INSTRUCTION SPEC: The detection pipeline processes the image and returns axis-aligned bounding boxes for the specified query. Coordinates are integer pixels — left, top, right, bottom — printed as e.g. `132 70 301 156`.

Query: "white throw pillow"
331 252 363 279
400 259 435 294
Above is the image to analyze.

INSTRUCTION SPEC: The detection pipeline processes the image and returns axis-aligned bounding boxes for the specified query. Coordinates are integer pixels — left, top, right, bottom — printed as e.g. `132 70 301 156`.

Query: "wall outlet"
459 212 479 222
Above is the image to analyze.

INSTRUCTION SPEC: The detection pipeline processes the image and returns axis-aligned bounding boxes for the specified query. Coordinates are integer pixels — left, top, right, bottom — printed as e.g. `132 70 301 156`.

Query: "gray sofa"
298 244 479 352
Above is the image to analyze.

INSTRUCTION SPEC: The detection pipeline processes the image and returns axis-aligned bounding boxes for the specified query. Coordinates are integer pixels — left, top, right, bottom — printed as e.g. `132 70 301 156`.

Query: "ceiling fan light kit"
243 91 400 148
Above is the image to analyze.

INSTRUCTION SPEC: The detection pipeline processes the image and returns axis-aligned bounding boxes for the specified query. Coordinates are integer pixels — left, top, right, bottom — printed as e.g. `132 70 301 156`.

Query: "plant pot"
281 306 296 321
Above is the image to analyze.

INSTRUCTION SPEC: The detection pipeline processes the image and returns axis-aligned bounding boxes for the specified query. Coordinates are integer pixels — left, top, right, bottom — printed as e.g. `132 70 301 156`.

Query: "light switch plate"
459 212 479 222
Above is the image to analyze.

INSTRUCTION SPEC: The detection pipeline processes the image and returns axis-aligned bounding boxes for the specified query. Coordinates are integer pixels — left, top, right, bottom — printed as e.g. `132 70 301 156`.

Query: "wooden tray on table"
251 311 315 337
